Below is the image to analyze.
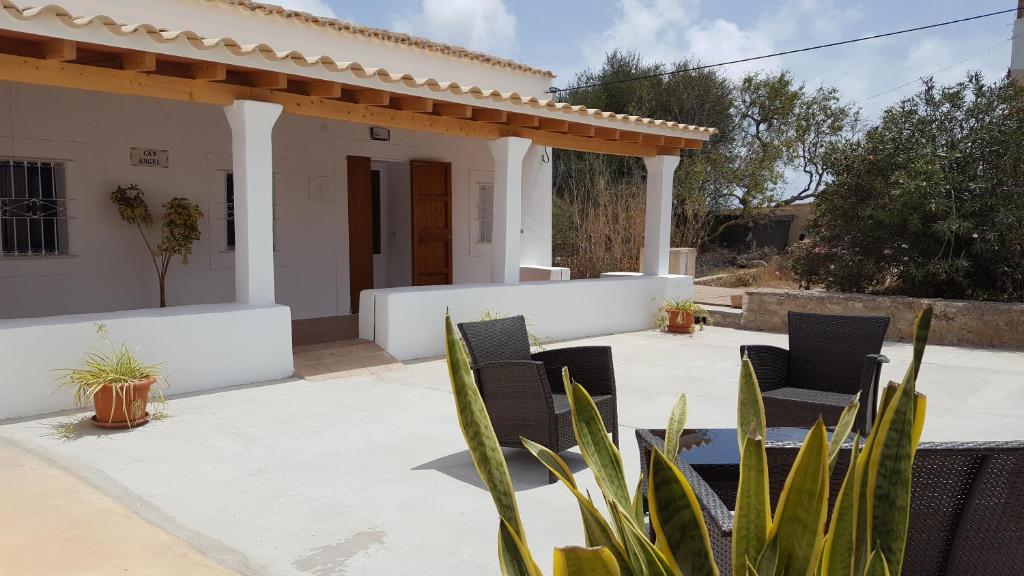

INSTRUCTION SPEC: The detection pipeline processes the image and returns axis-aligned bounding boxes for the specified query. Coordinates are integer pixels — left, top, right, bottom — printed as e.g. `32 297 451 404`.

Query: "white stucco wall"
0 303 294 420
359 275 694 361
0 82 551 320
37 0 554 97
1012 19 1024 80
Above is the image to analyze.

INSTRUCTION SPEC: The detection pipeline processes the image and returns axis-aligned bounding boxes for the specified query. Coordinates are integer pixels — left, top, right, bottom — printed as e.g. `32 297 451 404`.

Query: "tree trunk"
158 274 167 308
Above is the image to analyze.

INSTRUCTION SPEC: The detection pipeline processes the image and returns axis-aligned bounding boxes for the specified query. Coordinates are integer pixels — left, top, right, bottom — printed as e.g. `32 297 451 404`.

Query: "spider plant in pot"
58 324 165 429
657 298 708 334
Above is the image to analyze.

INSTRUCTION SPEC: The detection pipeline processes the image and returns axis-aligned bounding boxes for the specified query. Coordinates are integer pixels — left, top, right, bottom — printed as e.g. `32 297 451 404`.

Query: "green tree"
793 73 1024 302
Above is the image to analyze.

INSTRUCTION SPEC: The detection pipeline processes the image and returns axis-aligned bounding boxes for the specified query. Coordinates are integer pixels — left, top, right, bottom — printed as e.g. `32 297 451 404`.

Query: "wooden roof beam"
390 95 433 113
507 112 539 127
38 39 76 62
537 118 569 133
619 131 643 143
120 51 156 72
593 127 620 140
293 80 342 98
641 133 665 146
241 71 288 89
190 62 226 81
471 108 507 123
567 123 595 137
341 88 390 106
434 103 473 118
682 139 704 150
662 136 685 148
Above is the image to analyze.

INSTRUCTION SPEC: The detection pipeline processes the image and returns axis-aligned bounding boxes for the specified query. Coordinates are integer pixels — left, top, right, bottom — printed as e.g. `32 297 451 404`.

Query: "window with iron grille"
0 160 69 257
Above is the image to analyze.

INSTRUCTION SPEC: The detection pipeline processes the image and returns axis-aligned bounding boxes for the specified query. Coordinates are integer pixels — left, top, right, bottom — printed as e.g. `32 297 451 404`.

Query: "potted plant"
656 298 708 333
58 324 165 429
111 184 203 308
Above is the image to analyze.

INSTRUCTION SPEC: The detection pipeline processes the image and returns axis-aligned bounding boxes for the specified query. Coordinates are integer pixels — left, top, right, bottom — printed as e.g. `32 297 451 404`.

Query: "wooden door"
411 161 453 285
347 155 373 313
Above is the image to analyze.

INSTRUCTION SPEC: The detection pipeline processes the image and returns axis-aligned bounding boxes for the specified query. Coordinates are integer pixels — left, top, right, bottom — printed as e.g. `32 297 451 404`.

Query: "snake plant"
444 306 932 576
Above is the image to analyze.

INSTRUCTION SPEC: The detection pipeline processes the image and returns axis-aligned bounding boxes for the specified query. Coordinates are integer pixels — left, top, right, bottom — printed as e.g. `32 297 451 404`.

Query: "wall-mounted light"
370 126 390 141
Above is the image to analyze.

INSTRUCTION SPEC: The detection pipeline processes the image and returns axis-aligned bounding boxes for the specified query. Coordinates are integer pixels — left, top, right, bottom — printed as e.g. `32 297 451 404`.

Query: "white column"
520 144 553 267
487 137 532 283
223 100 283 305
1011 5 1024 82
643 154 681 276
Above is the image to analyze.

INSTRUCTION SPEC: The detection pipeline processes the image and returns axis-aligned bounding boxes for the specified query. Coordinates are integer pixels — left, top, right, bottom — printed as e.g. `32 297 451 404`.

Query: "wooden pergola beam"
567 123 595 137
240 71 288 89
641 133 665 146
507 112 540 127
390 95 433 113
342 88 390 106
471 108 507 123
190 62 226 81
120 51 157 72
619 131 643 143
38 39 75 62
537 118 569 133
294 80 342 98
0 52 693 157
434 103 473 118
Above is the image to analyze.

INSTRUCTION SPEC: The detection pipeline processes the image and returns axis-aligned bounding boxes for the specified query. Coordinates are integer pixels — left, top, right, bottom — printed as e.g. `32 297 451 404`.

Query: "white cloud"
275 0 337 18
583 0 699 66
391 0 517 55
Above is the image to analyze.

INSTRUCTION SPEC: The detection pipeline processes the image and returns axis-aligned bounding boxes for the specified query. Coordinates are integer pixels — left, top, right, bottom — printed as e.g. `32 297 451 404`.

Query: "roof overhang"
0 2 718 157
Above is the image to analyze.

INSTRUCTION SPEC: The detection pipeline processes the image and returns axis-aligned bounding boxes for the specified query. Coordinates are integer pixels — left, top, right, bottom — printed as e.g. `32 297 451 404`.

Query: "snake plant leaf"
648 448 719 576
912 394 926 450
565 371 634 529
614 499 675 576
866 368 918 575
521 437 577 489
737 357 766 451
499 519 543 576
521 438 633 574
734 429 770 576
746 559 761 576
754 536 778 576
445 313 525 537
864 550 891 576
553 547 622 576
822 436 862 576
827 394 860 474
767 420 829 576
664 393 689 460
632 477 645 536
908 306 932 385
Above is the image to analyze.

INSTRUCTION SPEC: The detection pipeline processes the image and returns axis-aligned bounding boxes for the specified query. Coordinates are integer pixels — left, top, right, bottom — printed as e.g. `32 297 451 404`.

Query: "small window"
225 171 278 251
474 183 494 244
0 159 69 257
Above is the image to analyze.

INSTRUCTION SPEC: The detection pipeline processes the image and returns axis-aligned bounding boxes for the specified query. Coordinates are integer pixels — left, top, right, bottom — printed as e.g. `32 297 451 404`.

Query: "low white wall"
0 304 294 420
359 275 693 360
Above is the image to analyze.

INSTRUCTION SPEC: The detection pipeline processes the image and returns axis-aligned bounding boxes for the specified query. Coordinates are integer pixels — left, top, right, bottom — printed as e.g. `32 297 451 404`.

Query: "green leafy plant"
57 323 166 426
444 306 932 575
655 298 710 332
111 184 203 307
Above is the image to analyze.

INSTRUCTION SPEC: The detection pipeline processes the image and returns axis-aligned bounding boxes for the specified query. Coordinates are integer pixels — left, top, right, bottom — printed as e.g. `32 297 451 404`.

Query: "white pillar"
643 154 681 276
520 145 553 267
1011 4 1024 82
223 100 283 305
487 137 532 283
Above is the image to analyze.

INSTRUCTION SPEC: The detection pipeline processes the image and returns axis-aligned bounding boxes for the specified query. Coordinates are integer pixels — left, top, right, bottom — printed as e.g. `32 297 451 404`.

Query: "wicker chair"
458 315 618 482
636 430 1024 576
740 311 891 434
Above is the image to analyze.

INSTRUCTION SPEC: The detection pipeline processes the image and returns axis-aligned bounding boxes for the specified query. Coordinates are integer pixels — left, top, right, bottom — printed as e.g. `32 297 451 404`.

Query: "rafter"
537 118 569 133
507 113 540 127
434 103 473 118
471 108 507 123
389 95 433 112
120 51 156 72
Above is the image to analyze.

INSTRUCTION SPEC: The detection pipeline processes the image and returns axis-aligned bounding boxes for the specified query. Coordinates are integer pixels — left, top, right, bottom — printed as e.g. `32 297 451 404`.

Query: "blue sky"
280 1 1018 119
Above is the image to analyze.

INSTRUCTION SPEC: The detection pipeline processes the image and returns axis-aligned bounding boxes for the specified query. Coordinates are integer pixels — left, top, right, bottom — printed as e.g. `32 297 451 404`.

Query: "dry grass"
554 180 646 279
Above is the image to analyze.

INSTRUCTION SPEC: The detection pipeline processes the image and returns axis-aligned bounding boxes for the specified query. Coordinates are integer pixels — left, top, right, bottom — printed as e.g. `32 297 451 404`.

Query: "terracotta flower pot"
666 310 695 333
91 376 155 429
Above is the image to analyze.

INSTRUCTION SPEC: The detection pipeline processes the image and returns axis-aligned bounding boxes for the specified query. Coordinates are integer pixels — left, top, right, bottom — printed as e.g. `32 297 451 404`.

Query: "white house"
0 0 715 419
1012 0 1024 82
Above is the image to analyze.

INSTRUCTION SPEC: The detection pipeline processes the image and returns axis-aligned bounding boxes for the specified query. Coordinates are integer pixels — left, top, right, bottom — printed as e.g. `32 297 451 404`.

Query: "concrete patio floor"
2 326 1023 575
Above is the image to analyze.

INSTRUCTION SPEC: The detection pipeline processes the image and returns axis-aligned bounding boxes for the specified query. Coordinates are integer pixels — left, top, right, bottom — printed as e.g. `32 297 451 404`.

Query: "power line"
552 8 1018 94
856 30 1024 106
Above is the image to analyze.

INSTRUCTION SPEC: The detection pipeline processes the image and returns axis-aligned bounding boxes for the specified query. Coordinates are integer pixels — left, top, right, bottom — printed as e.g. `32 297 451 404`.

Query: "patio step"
293 339 402 381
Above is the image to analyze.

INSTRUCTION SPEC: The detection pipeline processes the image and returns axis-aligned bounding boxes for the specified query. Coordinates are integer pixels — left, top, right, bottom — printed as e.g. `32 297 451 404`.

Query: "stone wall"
742 289 1024 350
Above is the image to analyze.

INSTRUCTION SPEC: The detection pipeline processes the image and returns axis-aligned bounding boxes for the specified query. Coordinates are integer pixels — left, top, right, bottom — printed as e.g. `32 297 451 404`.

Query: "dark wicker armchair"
458 315 618 481
636 430 1024 576
741 311 891 434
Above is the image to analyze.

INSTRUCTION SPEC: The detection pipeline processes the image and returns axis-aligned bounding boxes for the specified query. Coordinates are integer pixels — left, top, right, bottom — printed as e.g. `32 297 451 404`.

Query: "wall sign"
130 147 169 168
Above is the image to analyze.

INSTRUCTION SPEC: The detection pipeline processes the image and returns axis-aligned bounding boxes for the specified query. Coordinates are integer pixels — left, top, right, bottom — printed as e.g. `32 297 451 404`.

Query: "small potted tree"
656 298 708 334
58 324 166 429
111 185 203 307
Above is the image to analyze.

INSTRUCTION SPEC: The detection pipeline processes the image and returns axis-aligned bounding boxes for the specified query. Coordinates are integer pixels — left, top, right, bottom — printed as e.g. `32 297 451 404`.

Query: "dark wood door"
411 160 452 285
347 155 373 313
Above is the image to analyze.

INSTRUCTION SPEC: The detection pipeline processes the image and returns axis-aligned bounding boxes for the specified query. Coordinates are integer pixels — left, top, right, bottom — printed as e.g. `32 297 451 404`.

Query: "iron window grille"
0 159 69 257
